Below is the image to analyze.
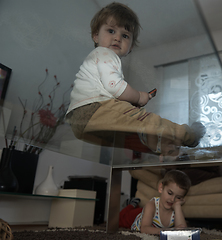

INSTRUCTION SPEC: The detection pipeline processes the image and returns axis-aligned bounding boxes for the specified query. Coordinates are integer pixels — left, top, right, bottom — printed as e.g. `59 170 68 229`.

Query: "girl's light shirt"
67 47 127 114
131 197 175 231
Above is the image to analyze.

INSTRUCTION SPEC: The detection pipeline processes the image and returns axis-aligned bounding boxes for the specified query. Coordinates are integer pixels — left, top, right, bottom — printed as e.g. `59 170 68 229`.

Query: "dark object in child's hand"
149 88 157 97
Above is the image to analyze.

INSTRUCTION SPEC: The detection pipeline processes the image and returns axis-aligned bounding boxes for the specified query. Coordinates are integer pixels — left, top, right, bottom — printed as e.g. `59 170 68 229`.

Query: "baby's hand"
138 91 152 107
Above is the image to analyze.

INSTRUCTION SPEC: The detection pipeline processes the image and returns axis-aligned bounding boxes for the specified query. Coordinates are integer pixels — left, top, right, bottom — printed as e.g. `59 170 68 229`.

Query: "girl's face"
158 182 186 210
93 17 133 58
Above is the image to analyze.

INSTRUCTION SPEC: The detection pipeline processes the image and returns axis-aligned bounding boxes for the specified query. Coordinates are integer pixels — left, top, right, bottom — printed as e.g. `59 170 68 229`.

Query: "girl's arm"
118 84 151 107
173 199 187 228
140 200 161 235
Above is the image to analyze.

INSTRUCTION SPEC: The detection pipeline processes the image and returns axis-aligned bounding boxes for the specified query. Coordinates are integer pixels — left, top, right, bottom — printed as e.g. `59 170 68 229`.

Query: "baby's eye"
108 29 115 34
123 34 129 39
168 191 173 195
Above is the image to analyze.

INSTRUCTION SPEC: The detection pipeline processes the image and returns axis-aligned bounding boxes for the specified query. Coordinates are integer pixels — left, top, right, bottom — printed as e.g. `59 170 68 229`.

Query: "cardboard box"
49 189 96 228
160 228 201 240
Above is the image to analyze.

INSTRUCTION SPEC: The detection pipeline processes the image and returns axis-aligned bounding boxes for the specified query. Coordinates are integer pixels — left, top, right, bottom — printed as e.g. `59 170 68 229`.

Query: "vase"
35 165 59 196
0 148 19 192
10 149 39 194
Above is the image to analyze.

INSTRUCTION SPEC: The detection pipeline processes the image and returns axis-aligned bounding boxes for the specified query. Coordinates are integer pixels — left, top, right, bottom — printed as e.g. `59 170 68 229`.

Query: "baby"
66 2 205 161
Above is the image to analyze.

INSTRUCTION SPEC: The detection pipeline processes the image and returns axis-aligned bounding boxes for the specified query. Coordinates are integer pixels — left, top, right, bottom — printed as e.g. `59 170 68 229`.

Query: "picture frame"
0 63 12 100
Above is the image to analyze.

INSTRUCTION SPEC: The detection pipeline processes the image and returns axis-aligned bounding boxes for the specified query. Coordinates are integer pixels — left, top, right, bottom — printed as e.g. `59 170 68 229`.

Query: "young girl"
119 169 191 235
66 2 205 160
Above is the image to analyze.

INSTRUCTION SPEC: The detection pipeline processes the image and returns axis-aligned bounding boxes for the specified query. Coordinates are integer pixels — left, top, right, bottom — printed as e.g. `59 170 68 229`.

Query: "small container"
160 228 201 240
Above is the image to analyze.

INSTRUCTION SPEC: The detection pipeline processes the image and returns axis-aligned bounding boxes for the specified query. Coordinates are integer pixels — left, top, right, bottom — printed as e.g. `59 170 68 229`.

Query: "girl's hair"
90 2 141 48
162 169 191 196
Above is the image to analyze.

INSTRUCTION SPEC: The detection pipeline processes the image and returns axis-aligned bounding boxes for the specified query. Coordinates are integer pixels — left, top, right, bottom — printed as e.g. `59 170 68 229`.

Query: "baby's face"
93 17 133 58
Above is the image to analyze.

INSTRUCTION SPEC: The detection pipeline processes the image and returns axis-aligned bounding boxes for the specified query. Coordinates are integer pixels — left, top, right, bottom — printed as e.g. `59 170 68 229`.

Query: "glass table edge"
112 158 222 170
0 191 98 201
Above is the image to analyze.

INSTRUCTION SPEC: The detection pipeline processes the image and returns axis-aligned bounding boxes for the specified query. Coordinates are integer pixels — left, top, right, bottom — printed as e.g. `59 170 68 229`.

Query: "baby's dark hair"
162 169 191 196
90 2 141 48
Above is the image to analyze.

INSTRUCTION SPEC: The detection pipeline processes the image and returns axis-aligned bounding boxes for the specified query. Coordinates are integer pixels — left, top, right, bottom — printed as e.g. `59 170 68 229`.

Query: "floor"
10 219 222 233
11 224 48 232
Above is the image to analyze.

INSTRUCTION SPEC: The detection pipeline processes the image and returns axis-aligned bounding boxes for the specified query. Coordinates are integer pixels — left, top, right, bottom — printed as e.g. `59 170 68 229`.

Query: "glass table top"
1 0 222 169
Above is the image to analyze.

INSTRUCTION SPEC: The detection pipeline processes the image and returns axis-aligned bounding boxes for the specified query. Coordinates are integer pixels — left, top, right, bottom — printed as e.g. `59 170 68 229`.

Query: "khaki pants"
68 99 196 154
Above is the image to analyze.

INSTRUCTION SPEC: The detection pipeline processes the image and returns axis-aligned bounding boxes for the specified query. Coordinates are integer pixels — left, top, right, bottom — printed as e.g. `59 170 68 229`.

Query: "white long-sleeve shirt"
67 47 127 114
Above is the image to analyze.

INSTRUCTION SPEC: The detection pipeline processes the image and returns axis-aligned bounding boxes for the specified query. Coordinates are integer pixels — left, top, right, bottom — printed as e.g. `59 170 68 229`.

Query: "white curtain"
188 54 222 147
156 54 222 148
155 62 189 125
